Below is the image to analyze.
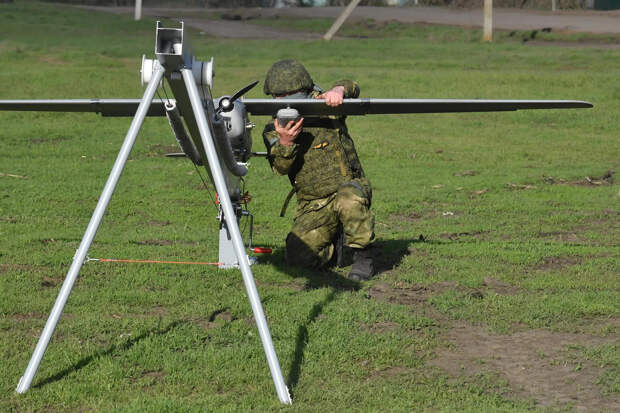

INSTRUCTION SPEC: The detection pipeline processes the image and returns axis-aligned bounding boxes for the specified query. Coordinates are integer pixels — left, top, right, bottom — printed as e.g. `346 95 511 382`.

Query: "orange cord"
93 258 221 266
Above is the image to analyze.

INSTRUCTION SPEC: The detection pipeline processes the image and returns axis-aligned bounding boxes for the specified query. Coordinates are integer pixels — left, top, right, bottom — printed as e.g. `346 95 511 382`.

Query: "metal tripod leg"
16 66 166 394
180 69 292 405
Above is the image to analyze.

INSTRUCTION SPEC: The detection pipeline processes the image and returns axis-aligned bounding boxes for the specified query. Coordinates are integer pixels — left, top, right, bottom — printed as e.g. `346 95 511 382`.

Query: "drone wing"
0 99 168 117
242 98 592 116
0 98 592 117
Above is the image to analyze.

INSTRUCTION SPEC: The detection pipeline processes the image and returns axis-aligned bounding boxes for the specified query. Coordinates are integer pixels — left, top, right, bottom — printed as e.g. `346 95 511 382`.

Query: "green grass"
566 343 620 395
1 1 619 411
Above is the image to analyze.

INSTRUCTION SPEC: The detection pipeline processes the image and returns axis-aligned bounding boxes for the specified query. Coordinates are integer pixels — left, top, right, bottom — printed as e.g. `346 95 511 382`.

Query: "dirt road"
83 5 620 39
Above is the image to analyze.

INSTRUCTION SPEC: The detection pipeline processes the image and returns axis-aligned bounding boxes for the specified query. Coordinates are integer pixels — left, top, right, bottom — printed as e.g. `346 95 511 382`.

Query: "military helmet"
264 59 313 96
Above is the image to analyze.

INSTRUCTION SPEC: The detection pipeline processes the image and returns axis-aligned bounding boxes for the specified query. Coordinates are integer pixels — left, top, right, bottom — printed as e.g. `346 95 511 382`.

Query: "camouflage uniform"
263 80 375 268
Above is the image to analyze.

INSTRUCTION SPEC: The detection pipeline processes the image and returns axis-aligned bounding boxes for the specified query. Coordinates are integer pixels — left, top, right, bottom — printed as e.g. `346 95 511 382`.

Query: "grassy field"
245 13 620 44
1 1 618 411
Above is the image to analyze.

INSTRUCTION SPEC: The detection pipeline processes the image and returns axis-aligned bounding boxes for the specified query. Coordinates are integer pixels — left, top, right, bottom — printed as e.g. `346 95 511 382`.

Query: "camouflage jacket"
263 80 367 201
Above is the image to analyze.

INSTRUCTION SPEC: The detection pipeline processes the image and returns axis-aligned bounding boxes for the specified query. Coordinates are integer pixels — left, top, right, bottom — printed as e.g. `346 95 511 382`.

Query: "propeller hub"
216 80 260 114
219 97 233 112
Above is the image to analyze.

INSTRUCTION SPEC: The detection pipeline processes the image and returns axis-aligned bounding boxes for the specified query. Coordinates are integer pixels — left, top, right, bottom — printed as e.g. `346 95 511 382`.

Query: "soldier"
262 59 375 281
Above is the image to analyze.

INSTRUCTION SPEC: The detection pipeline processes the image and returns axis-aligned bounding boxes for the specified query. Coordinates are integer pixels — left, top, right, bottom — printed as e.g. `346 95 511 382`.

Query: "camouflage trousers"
285 179 375 268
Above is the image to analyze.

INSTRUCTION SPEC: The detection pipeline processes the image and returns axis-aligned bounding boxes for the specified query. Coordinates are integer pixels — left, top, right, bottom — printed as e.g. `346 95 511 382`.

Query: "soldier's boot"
326 225 345 269
334 225 345 268
348 246 375 281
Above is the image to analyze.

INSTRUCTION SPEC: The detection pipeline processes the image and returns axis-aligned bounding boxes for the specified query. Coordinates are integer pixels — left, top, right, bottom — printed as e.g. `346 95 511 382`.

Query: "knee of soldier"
335 185 369 213
285 232 329 269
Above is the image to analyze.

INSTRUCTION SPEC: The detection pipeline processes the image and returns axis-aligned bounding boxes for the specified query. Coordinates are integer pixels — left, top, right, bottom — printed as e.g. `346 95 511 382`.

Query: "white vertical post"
323 0 362 41
483 0 493 42
552 0 557 11
135 0 142 21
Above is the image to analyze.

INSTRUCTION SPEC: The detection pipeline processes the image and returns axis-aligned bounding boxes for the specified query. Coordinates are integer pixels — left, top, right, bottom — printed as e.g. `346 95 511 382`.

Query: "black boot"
326 225 346 269
348 246 375 281
334 225 345 268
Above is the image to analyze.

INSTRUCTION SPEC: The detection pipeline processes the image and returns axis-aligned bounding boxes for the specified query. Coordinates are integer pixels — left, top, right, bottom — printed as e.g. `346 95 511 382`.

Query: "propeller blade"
230 80 259 103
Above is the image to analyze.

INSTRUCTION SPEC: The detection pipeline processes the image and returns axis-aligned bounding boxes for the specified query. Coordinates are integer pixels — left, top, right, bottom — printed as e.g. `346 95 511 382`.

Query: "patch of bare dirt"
438 230 489 241
39 56 70 65
285 281 307 291
41 275 62 287
135 239 174 246
537 231 587 244
142 370 166 379
569 317 620 336
368 281 484 307
254 278 307 291
147 219 171 226
388 211 422 222
528 40 620 50
367 366 411 380
147 144 180 157
133 239 199 246
144 284 168 292
506 182 537 190
136 210 171 227
468 188 488 198
145 306 169 317
481 277 522 296
430 321 620 412
2 216 17 223
453 170 479 177
0 173 28 179
543 170 615 187
30 136 69 145
407 247 428 257
196 309 234 331
534 212 618 247
130 370 167 386
536 255 583 271
365 321 400 334
0 263 41 274
368 278 521 310
368 282 429 306
8 312 46 321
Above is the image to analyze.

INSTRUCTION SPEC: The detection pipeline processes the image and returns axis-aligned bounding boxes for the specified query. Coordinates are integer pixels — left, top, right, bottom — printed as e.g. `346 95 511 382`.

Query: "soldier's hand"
274 117 304 146
317 86 345 107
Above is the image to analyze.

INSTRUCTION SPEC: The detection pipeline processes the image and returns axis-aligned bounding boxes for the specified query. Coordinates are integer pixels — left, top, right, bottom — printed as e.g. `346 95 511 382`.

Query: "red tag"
252 247 273 254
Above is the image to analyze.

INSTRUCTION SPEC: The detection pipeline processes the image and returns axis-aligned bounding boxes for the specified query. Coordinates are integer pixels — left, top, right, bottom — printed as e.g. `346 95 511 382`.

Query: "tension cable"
192 161 219 210
87 257 221 266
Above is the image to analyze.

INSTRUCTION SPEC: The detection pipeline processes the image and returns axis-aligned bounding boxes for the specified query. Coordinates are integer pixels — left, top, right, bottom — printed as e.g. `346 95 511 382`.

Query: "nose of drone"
218 97 233 112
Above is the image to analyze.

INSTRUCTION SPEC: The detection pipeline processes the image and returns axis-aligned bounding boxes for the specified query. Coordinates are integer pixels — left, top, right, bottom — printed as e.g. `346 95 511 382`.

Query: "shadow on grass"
259 237 421 395
259 238 422 289
288 288 337 396
31 305 232 390
33 319 184 389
